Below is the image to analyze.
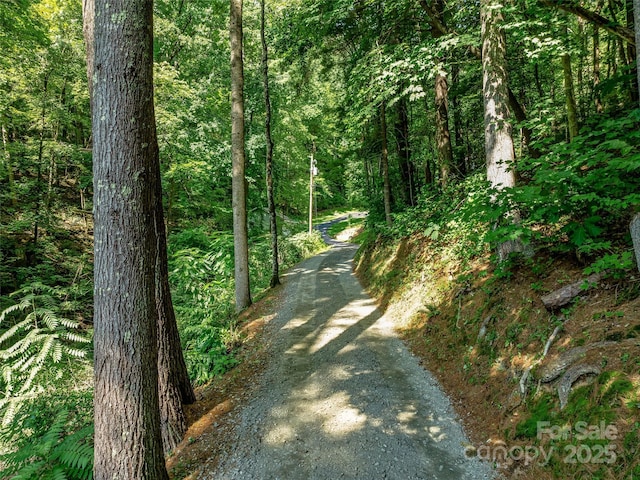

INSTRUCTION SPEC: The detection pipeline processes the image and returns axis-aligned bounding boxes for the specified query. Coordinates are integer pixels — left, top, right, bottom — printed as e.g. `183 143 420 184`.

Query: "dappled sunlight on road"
209 242 494 480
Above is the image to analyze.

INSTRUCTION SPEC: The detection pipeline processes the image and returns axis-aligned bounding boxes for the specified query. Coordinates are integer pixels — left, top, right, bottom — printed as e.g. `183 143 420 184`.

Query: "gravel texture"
201 231 495 480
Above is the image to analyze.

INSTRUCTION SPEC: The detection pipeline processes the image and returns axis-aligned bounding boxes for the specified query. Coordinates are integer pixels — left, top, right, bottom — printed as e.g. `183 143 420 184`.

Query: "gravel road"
202 227 495 480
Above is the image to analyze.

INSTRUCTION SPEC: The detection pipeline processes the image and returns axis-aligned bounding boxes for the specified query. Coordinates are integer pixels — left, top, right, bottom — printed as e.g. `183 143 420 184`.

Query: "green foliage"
279 231 326 265
169 227 325 385
366 173 490 265
0 283 91 425
326 217 363 238
456 110 640 271
0 409 93 480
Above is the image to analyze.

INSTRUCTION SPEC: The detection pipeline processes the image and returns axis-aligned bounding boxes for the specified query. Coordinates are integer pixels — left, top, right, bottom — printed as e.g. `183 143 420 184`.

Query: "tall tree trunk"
594 24 604 113
92 0 168 476
261 0 279 288
429 0 454 189
394 98 414 206
32 73 50 261
562 53 580 141
380 103 392 227
451 64 466 176
481 0 523 261
230 0 252 311
434 65 454 188
628 0 639 102
82 0 94 109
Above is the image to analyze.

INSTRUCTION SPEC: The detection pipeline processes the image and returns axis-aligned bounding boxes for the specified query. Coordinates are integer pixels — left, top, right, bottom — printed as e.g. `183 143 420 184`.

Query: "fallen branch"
540 272 604 310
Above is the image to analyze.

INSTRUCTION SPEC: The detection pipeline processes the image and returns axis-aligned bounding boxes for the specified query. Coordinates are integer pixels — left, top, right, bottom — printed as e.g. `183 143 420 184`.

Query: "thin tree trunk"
429 0 455 189
82 0 94 107
627 0 639 102
380 103 392 227
230 0 252 311
33 73 50 258
481 0 524 261
261 0 279 288
534 64 544 98
451 64 465 176
1 125 17 207
594 24 604 113
92 0 168 476
562 53 580 141
395 98 414 206
434 66 453 188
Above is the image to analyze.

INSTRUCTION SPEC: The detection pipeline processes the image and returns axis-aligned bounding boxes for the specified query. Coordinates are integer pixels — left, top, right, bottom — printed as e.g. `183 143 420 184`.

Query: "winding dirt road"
202 222 494 479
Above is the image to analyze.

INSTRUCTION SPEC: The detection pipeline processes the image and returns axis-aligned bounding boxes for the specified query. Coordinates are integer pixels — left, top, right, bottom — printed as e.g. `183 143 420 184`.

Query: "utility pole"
308 151 317 233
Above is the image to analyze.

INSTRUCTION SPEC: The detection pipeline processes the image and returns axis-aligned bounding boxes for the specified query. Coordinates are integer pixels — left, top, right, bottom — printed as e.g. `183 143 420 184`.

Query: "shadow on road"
211 232 492 479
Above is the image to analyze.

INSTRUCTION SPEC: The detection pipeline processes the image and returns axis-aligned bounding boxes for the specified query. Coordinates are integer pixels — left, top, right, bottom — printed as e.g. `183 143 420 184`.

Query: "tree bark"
482 0 516 189
451 64 466 176
594 23 604 113
230 0 252 311
481 0 523 261
82 0 94 105
429 0 455 189
435 66 453 188
155 174 196 453
394 98 414 206
92 0 168 477
380 103 392 227
261 0 279 288
562 53 580 141
625 0 640 103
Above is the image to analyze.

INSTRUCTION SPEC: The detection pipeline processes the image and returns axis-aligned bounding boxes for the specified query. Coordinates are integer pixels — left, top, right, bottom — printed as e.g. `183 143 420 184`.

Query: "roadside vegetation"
354 118 640 478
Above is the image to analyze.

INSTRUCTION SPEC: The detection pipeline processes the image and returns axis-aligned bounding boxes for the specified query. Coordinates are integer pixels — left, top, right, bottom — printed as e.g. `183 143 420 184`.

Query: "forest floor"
167 219 494 479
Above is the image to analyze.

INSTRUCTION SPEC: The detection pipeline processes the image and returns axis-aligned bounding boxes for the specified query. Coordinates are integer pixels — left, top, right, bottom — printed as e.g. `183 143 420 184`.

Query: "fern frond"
0 317 34 346
58 317 81 329
53 342 63 363
40 309 60 329
64 347 88 358
61 332 91 344
0 302 26 324
49 466 69 480
15 351 37 372
2 328 44 359
6 460 47 479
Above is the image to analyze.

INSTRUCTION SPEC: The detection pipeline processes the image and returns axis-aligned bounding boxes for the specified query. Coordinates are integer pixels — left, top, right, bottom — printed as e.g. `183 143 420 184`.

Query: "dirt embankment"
355 234 640 480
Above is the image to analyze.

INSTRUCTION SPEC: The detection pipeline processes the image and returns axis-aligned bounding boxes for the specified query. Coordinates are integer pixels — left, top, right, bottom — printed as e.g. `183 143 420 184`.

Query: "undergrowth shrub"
0 368 93 480
0 283 91 425
478 109 640 273
0 407 93 480
373 110 640 275
366 173 490 264
169 228 325 385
